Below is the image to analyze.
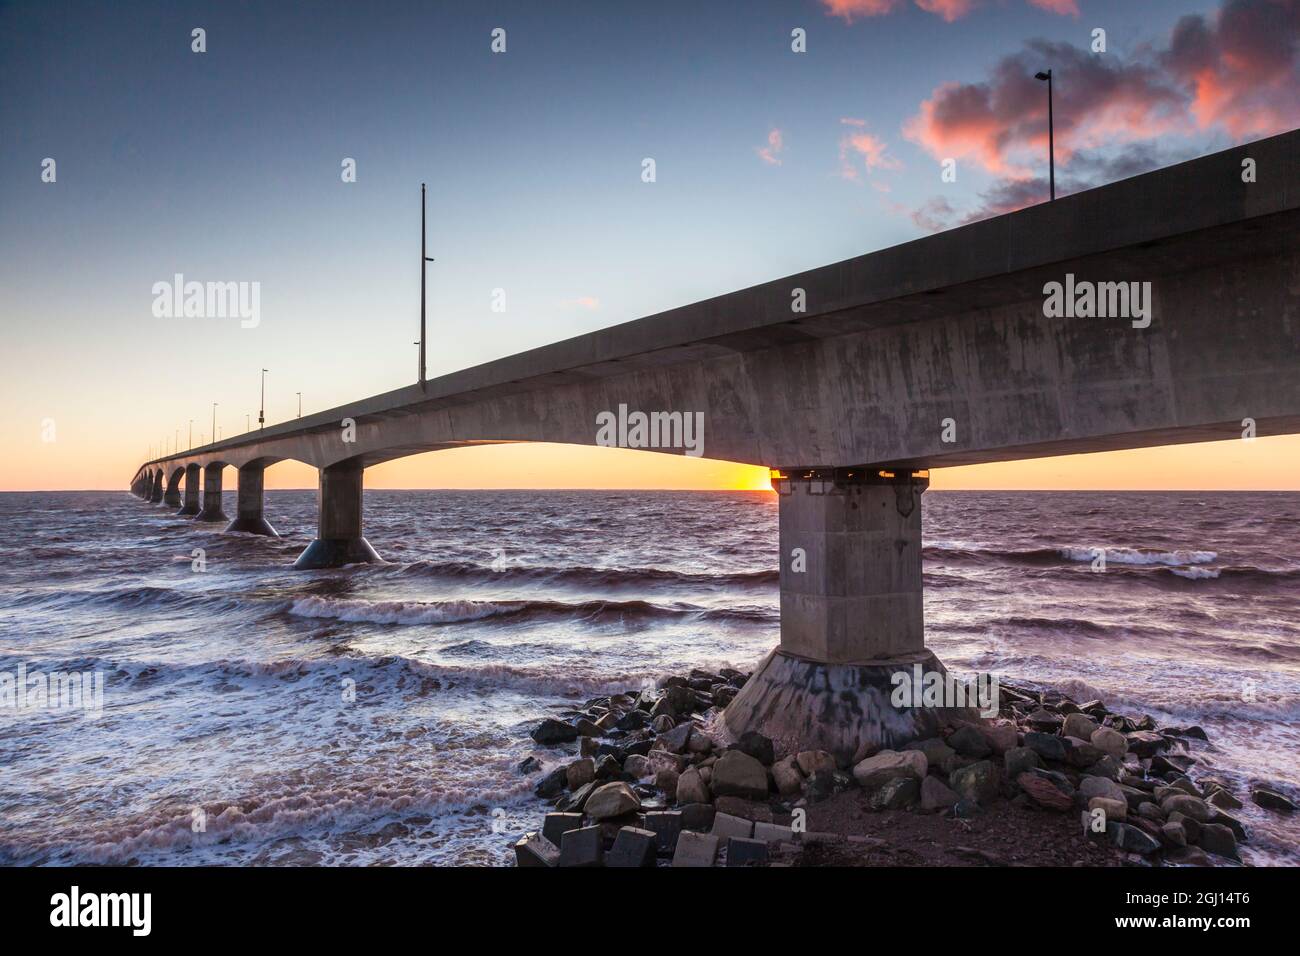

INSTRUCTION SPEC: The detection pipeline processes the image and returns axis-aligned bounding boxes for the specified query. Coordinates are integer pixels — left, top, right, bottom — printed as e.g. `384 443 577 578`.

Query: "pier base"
177 464 201 516
148 471 164 503
294 461 381 569
195 463 228 522
723 468 974 763
162 470 182 508
224 465 278 536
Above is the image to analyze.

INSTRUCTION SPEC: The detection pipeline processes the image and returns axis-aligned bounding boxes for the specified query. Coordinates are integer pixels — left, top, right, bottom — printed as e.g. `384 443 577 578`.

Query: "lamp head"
1035 70 1051 81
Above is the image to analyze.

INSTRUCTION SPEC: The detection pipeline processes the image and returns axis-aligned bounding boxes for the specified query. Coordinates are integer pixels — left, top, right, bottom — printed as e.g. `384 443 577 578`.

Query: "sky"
2 0 1297 491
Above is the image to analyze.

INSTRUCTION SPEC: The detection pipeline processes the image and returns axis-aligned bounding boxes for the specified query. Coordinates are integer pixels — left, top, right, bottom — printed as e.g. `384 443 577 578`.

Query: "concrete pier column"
162 469 182 508
178 464 201 516
723 467 975 765
148 470 164 503
224 464 279 536
293 460 382 569
195 463 229 522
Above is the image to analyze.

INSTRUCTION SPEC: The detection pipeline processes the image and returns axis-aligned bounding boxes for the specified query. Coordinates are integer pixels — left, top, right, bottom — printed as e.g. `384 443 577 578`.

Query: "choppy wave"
374 558 778 590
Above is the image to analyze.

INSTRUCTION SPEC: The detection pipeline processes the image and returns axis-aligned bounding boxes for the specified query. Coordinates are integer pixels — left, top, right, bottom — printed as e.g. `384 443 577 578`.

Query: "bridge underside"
127 132 1300 759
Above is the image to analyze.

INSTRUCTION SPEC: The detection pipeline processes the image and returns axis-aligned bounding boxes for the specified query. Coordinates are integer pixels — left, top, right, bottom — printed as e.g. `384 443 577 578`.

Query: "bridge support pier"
293 461 381 569
148 471 164 503
178 464 201 516
225 465 279 536
195 463 228 522
723 468 974 766
162 470 182 508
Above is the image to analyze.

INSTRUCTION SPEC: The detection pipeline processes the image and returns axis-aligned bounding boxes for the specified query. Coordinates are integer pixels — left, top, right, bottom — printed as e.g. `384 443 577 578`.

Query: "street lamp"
1034 69 1055 201
211 403 218 445
419 183 434 388
297 391 302 418
259 369 268 429
246 413 251 433
189 420 193 450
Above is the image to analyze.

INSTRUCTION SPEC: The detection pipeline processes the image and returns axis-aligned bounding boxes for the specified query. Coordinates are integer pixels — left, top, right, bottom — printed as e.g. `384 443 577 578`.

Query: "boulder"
654 768 680 798
1088 796 1127 823
1107 821 1160 855
1063 736 1103 767
687 732 713 755
1078 775 1126 804
710 750 770 801
565 758 596 790
1251 788 1296 813
1160 821 1187 847
795 750 838 775
1161 793 1211 823
1023 731 1067 762
1090 726 1128 760
949 760 999 805
771 756 804 797
920 775 959 812
530 718 579 745
868 776 920 810
584 782 641 820
1005 746 1041 779
1026 708 1063 731
623 754 652 779
1197 822 1240 861
1207 788 1243 811
651 715 675 734
977 719 1020 755
1062 712 1100 740
852 749 927 791
732 731 776 766
947 725 992 758
655 721 693 754
1016 772 1073 810
574 717 603 738
1125 730 1167 757
533 767 567 799
675 767 711 805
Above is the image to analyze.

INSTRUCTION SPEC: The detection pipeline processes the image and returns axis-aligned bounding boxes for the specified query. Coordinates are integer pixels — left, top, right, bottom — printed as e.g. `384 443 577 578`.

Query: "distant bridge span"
131 131 1300 759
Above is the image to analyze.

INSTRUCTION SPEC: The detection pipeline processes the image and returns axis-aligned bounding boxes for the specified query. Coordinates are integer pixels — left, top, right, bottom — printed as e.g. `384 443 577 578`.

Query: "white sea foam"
1057 546 1217 566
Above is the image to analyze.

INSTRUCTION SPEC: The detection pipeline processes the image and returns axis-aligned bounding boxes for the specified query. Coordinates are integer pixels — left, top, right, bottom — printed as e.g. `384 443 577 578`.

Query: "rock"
795 750 837 775
573 717 603 738
1168 776 1201 797
1160 821 1187 847
868 776 920 810
558 825 604 867
654 768 680 797
978 719 1020 754
1161 793 1211 822
921 775 960 812
1063 736 1103 767
949 760 999 805
806 769 855 803
948 725 992 758
644 810 682 853
554 780 597 812
514 831 560 867
1197 822 1240 861
710 750 770 801
678 802 716 831
1125 730 1167 757
616 708 651 732
542 812 584 846
732 731 776 766
1088 796 1127 823
530 718 580 745
1251 788 1296 813
534 767 568 799
1078 775 1126 804
646 750 686 775
1024 731 1067 762
1165 725 1209 740
753 821 796 843
687 731 713 755
656 721 693 754
725 836 769 867
566 758 596 790
1017 772 1073 810
651 715 675 734
1005 746 1041 779
584 782 641 820
1166 845 1211 866
1090 726 1128 760
1136 801 1165 822
1062 712 1100 740
1167 811 1202 845
671 830 719 867
1207 788 1243 811
1084 755 1122 781
606 826 657 867
517 756 542 774
713 796 773 823
675 767 711 805
1107 821 1160 855
710 812 754 840
623 754 652 779
1209 809 1248 842
952 798 982 818
771 756 804 797
852 750 927 791
1026 708 1063 731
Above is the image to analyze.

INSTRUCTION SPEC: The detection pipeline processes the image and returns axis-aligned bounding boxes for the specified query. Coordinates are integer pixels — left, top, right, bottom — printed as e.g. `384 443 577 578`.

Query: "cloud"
1162 0 1300 138
756 128 784 165
564 296 600 310
822 0 1077 22
839 120 902 179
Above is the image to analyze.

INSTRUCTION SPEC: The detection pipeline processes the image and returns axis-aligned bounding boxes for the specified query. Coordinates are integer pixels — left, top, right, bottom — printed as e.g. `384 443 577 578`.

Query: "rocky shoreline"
514 667 1296 867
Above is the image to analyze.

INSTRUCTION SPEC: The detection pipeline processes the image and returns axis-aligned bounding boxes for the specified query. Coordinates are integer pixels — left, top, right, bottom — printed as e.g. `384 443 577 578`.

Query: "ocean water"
0 489 1297 866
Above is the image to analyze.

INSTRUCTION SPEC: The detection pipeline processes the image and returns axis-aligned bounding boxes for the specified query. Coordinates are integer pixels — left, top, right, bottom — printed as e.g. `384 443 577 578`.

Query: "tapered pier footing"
195 463 228 522
293 461 382 569
223 465 278 536
177 463 201 517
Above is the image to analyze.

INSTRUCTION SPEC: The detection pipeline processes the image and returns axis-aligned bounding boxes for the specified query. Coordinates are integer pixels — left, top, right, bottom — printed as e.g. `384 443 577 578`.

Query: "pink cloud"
915 0 978 22
1027 0 1079 15
822 0 904 22
822 0 1075 22
839 121 902 179
756 128 784 165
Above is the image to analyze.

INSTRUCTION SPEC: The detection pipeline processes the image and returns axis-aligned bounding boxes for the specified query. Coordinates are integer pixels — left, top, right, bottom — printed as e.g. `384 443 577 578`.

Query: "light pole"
259 369 267 429
211 403 218 445
189 420 193 450
419 183 434 388
296 391 302 418
246 413 251 433
1035 69 1055 201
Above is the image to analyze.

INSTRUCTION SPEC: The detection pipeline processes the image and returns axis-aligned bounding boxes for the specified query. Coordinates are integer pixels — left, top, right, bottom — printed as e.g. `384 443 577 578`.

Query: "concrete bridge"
131 131 1300 759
